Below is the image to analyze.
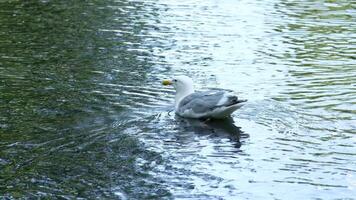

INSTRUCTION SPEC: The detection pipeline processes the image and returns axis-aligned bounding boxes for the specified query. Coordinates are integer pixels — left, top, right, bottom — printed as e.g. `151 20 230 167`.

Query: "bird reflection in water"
174 116 249 149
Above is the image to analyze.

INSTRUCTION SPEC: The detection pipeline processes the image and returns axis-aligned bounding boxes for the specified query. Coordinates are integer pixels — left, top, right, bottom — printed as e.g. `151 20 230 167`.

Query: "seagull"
162 75 247 119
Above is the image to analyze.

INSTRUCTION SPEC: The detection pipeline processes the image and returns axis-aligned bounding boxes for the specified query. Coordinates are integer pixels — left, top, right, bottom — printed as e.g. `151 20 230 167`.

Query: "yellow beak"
162 79 172 85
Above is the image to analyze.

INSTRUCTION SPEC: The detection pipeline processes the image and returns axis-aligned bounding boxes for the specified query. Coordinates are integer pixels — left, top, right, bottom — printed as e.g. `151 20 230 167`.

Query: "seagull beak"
162 79 172 86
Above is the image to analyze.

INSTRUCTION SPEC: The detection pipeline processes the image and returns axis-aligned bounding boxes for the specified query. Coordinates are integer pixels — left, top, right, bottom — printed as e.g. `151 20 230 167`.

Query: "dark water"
0 0 355 199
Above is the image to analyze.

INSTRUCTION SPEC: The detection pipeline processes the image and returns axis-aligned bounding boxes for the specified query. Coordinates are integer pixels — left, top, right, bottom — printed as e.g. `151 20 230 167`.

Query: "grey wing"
178 90 241 114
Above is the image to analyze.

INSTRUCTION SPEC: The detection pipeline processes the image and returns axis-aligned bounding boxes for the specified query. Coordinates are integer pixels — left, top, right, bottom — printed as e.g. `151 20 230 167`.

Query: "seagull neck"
175 87 194 109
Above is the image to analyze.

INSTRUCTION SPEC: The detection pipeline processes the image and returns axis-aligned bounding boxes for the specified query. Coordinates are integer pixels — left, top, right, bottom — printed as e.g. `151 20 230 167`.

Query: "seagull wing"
178 90 246 115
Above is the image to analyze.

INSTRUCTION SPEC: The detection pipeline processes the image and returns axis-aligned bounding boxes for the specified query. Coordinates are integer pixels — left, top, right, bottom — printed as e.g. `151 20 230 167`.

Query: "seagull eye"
173 79 177 82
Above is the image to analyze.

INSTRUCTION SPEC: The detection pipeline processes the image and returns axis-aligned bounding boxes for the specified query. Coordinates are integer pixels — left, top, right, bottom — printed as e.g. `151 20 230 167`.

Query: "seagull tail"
226 96 247 107
235 99 247 104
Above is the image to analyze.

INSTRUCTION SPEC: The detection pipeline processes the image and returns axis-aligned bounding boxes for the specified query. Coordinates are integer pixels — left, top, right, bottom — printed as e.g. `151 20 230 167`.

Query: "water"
0 0 355 199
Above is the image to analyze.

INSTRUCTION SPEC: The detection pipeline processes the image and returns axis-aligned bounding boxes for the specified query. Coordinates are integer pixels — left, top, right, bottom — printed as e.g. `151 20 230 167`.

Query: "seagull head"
162 75 194 94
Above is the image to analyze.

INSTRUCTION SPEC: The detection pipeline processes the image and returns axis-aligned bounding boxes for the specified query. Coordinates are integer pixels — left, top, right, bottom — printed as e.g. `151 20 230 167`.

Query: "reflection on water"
176 117 246 148
1 0 355 199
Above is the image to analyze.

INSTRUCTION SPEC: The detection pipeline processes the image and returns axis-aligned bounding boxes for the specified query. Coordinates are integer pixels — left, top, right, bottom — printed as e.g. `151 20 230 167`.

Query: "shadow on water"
174 116 248 149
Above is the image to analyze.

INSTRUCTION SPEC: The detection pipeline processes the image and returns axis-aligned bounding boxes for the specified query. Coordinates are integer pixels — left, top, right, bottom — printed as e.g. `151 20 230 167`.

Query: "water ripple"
1 0 355 199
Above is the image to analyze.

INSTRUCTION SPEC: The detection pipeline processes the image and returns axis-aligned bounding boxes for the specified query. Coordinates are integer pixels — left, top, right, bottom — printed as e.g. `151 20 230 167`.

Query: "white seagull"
162 75 246 119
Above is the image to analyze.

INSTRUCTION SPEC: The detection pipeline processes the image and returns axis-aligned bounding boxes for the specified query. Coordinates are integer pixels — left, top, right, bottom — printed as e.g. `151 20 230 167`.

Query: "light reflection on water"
134 0 356 199
0 0 355 199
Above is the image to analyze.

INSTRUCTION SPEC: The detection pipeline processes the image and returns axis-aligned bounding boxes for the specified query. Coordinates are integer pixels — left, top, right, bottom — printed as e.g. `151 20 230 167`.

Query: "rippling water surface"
1 0 355 199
